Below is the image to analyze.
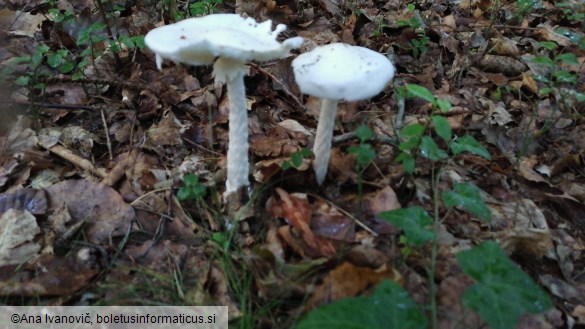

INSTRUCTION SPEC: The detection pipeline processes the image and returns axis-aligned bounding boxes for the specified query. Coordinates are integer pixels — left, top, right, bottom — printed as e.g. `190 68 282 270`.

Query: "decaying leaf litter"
0 0 584 328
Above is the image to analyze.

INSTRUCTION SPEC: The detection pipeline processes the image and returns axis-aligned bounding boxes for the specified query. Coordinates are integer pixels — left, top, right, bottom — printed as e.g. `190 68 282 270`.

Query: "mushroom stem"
214 58 249 194
312 98 339 185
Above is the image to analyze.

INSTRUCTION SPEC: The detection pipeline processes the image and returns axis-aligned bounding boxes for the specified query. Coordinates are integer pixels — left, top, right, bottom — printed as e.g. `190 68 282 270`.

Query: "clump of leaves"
396 84 491 173
396 4 429 59
531 42 585 110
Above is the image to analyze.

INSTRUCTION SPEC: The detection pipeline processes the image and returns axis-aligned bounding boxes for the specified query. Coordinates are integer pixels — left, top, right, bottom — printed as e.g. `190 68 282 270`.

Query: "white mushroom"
292 43 395 185
145 14 303 194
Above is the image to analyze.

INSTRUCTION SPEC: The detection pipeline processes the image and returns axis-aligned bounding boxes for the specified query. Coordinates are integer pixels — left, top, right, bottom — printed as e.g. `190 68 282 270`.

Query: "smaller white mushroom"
145 14 303 195
292 43 395 185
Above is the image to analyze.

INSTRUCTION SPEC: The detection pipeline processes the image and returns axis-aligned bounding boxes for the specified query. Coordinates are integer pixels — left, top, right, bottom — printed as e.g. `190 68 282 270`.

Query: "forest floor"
0 0 584 328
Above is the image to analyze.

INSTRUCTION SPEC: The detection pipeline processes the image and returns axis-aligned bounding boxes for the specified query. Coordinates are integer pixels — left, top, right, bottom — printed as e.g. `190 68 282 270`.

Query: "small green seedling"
281 148 314 171
177 174 207 201
348 125 376 169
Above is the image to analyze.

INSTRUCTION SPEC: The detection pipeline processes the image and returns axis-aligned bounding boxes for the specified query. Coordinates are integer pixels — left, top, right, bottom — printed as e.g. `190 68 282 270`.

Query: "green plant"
281 148 314 171
189 0 223 16
395 4 429 59
177 174 208 201
5 0 146 99
457 241 552 329
396 4 420 29
555 1 585 27
372 16 390 38
294 280 427 329
531 43 585 111
515 0 543 20
384 84 551 329
347 125 377 215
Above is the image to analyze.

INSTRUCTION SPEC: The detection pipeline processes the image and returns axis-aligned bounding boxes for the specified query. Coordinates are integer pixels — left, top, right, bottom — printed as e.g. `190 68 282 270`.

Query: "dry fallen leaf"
0 209 40 266
306 261 402 310
0 188 47 215
46 179 135 245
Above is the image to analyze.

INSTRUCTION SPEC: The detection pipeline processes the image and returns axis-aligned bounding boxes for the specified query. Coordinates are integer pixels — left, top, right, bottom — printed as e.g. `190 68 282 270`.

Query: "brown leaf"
362 185 401 219
312 198 355 241
269 189 317 249
475 54 528 76
490 36 519 57
306 261 402 310
0 251 99 296
125 239 189 272
0 209 41 266
0 188 47 215
46 180 135 245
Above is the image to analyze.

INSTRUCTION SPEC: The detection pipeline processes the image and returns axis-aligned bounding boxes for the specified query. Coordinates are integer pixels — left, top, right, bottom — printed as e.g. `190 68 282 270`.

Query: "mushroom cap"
292 43 395 101
145 14 303 68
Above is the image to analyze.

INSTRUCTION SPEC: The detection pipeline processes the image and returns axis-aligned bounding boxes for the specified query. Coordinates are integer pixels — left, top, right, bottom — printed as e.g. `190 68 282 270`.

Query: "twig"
468 23 541 30
100 107 113 160
102 148 138 186
41 144 107 178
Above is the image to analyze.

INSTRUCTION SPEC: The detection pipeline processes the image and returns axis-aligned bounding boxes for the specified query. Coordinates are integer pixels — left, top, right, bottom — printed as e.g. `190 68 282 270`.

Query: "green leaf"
134 35 146 48
183 174 199 186
8 55 32 65
354 125 373 143
449 135 491 160
46 53 63 68
442 183 491 221
396 152 415 173
457 241 552 329
553 70 577 84
348 143 376 168
554 53 579 65
436 98 451 112
399 123 425 151
15 76 29 86
419 136 448 161
379 207 434 245
31 51 44 67
539 87 554 95
177 174 207 200
282 148 313 170
294 280 427 329
538 41 558 50
176 187 194 201
59 61 75 73
431 116 452 142
530 56 555 66
533 74 550 83
406 84 436 104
